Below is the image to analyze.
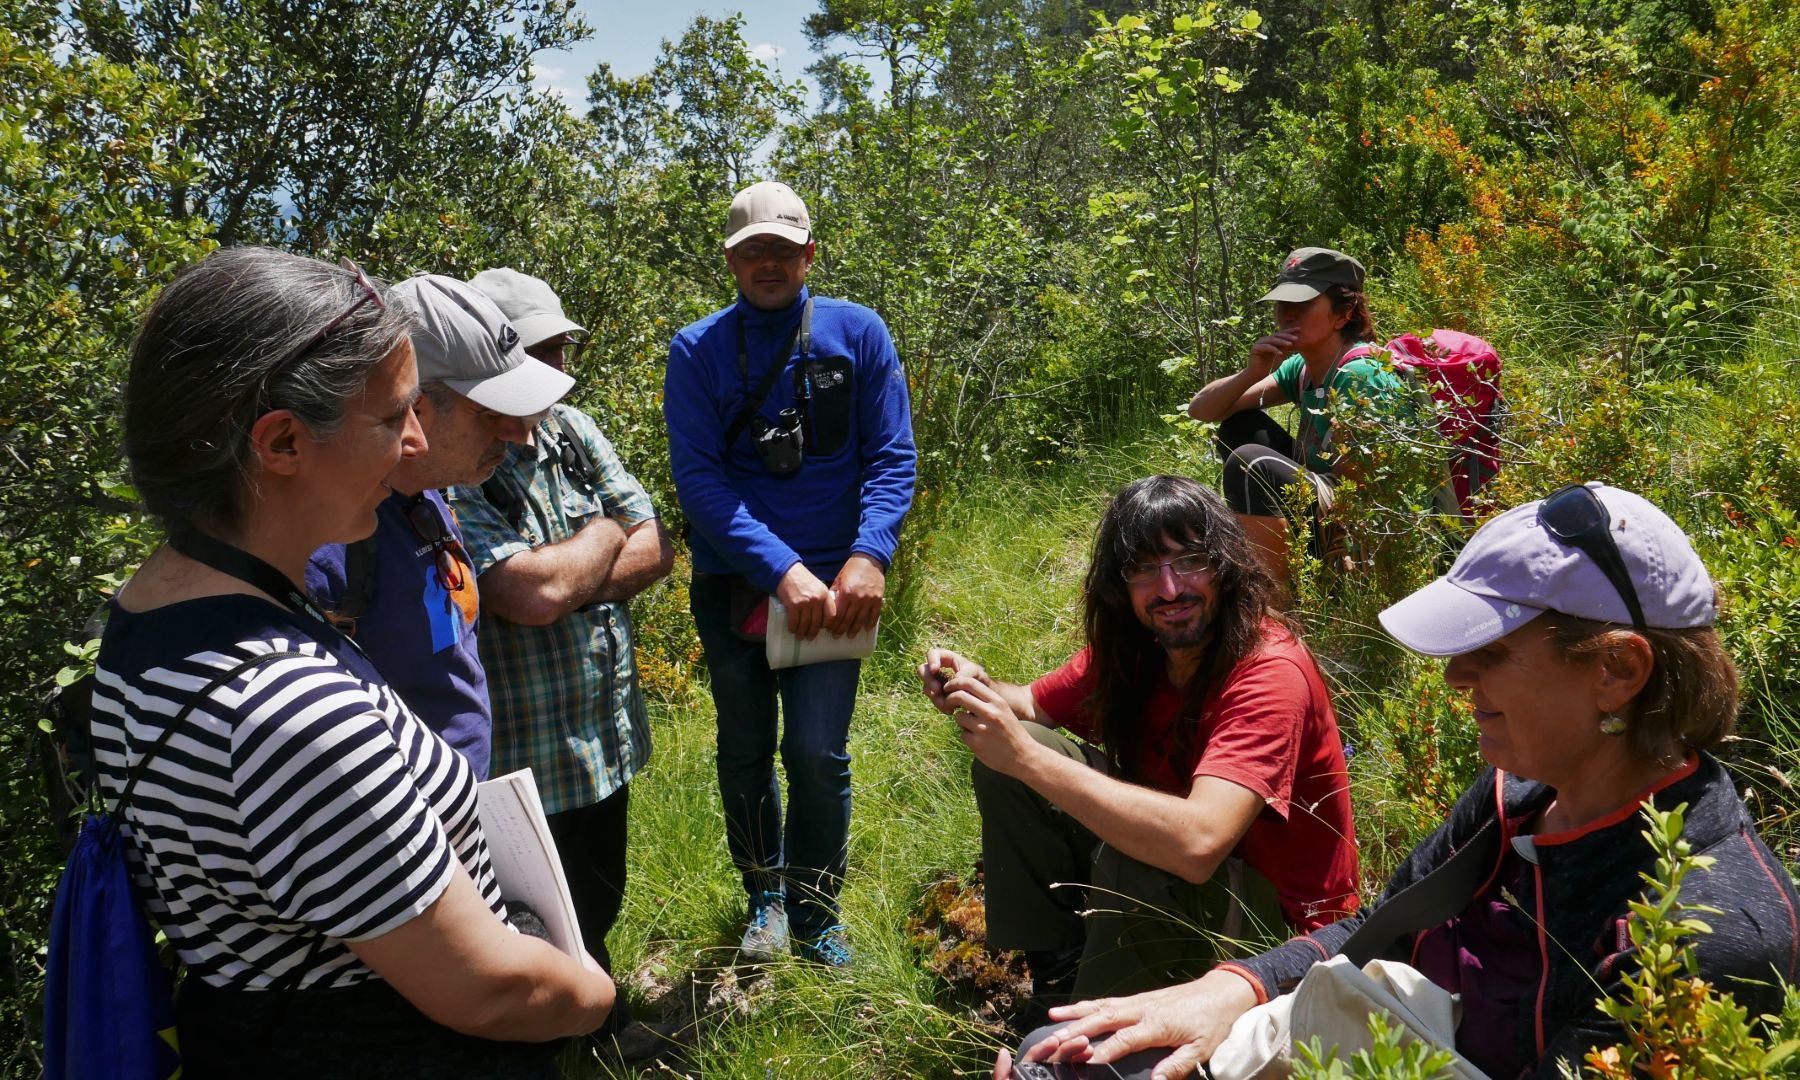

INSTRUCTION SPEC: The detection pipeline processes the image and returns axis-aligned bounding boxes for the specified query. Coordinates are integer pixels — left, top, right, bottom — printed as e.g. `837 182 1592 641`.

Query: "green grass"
582 438 1225 1078
578 341 1800 1075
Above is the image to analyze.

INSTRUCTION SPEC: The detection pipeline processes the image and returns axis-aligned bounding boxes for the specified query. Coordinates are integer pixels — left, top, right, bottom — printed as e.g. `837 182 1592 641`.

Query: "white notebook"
765 597 880 669
476 768 583 958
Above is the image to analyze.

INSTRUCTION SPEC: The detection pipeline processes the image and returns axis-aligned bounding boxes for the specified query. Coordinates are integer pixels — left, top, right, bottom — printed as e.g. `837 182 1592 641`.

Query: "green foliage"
0 0 213 1059
1078 5 1270 380
1293 1010 1460 1080
1582 802 1799 1079
8 0 1800 1071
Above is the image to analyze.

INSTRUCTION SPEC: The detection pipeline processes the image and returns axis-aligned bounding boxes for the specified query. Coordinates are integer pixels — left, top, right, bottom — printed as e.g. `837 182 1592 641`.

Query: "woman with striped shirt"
90 248 613 1076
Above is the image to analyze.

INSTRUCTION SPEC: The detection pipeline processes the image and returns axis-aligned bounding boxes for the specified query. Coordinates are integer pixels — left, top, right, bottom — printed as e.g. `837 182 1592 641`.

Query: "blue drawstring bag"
42 651 286 1080
43 815 181 1080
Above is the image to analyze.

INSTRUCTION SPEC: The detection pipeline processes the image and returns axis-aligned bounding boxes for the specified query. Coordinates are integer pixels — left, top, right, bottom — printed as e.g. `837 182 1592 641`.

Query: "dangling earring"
1599 712 1628 736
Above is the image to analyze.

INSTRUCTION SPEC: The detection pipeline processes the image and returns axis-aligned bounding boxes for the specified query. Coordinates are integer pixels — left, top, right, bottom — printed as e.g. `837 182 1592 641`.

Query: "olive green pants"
973 722 1286 998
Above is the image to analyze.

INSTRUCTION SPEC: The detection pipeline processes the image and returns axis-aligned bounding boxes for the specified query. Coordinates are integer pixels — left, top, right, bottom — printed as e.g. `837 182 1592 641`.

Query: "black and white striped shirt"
90 594 506 990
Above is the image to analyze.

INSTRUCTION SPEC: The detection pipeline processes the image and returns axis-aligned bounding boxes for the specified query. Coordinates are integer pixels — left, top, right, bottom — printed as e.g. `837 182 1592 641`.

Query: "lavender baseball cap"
1378 483 1717 656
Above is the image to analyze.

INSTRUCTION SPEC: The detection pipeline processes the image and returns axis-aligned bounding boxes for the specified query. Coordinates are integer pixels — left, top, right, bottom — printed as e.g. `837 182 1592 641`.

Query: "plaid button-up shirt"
449 404 657 815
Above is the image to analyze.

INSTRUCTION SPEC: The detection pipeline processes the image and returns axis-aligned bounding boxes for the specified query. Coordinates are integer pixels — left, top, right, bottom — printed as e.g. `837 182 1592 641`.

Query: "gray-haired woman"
90 247 612 1076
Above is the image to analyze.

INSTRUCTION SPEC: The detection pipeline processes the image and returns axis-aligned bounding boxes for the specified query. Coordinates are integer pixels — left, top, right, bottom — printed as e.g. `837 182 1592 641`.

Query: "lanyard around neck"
167 527 367 658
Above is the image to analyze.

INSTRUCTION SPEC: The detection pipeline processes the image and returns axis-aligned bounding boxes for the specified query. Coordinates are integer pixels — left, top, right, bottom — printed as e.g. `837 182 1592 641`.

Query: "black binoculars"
753 407 805 475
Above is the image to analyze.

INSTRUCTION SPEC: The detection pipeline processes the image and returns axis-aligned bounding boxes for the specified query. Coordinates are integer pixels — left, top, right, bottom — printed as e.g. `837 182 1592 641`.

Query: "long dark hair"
1325 283 1376 342
1081 476 1289 781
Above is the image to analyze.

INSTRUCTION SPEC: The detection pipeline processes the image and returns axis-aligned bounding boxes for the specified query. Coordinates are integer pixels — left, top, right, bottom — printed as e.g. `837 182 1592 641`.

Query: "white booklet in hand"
476 769 583 958
765 596 880 670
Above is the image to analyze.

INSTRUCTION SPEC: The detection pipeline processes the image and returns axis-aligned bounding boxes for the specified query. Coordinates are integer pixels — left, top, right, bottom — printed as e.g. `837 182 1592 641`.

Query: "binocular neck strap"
728 297 813 447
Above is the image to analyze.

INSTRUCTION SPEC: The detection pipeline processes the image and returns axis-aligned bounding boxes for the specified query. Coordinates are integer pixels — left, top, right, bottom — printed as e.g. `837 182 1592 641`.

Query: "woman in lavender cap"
1006 483 1798 1080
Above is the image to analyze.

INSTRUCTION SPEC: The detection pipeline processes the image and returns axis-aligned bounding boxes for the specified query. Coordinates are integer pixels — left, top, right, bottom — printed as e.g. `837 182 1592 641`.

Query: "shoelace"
809 924 851 963
749 890 785 928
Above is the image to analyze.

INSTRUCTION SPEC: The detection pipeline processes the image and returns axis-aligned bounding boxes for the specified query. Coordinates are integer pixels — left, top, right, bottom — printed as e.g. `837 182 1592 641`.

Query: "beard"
1143 594 1214 651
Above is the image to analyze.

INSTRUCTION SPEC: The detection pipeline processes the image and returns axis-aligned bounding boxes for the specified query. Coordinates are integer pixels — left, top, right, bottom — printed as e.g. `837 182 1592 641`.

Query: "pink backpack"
1343 330 1503 520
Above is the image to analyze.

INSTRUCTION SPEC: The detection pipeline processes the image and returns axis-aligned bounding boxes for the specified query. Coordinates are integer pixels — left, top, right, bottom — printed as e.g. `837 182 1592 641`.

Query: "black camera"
752 407 805 475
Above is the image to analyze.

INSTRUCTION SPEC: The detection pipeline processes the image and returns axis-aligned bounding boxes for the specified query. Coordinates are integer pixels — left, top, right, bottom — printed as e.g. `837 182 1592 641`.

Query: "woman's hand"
1247 327 1301 379
1020 970 1260 1080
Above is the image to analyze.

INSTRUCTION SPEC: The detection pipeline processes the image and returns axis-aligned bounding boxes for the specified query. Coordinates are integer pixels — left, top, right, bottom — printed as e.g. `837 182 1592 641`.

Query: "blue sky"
532 1 836 111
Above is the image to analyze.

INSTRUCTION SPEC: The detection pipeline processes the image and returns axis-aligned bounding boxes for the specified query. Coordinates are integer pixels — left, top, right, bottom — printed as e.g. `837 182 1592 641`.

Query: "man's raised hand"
918 648 988 715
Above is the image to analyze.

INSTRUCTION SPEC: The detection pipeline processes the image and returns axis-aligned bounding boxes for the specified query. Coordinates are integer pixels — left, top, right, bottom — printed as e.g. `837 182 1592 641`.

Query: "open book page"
765 597 879 669
476 769 583 958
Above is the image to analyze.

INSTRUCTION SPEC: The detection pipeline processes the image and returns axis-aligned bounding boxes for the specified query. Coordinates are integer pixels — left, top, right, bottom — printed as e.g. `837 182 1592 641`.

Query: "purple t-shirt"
307 489 492 778
1413 846 1541 1078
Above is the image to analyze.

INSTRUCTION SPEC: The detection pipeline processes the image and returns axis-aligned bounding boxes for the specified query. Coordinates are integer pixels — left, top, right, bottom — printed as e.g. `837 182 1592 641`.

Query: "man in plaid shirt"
453 270 674 1022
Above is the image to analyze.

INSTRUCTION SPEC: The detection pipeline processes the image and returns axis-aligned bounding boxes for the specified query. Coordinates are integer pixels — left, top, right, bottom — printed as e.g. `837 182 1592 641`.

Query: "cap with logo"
1378 483 1717 657
468 268 585 352
392 274 573 417
1258 247 1366 303
724 181 812 249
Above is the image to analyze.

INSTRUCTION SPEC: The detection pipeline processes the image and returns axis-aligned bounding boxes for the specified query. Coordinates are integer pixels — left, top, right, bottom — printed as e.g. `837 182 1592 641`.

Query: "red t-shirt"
1028 621 1360 930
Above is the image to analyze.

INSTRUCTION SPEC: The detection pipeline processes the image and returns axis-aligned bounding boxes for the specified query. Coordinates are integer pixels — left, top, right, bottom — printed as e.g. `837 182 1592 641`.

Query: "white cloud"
533 65 579 105
748 42 786 64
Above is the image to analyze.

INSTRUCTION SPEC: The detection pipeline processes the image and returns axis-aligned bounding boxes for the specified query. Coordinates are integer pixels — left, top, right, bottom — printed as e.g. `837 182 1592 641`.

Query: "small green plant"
1582 802 1799 1079
1293 1010 1459 1079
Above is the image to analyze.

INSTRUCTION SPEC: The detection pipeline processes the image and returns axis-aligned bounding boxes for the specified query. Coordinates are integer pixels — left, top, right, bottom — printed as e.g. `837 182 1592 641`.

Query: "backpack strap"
480 473 526 533
549 409 599 495
336 535 379 624
112 650 293 820
1336 817 1502 967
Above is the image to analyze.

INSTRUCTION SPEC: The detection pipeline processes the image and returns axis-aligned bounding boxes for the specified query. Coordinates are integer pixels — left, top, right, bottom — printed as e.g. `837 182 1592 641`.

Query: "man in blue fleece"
665 181 916 967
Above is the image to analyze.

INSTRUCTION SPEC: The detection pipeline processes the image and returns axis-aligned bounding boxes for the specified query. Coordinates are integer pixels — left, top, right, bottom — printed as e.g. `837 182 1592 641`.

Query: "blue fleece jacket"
665 287 917 591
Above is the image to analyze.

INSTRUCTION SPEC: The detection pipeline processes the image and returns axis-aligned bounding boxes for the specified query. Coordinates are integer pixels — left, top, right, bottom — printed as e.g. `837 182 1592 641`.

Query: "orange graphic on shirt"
449 546 479 627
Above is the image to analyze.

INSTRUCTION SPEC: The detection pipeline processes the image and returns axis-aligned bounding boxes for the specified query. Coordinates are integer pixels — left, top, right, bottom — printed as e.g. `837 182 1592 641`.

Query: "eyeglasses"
1121 551 1214 586
732 241 807 263
531 333 588 368
1540 483 1646 630
405 496 467 594
274 258 385 375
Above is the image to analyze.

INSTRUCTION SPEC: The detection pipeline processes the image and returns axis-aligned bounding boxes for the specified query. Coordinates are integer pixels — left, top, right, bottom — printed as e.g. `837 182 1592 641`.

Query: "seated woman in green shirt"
1188 247 1404 582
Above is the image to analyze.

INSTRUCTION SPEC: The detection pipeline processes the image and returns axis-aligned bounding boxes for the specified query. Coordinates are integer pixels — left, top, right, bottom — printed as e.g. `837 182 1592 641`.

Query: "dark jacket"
1224 753 1800 1078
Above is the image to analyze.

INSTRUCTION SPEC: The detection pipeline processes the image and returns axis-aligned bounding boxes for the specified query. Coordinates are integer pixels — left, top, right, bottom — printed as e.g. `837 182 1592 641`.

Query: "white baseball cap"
724 181 811 249
468 268 585 351
392 275 573 416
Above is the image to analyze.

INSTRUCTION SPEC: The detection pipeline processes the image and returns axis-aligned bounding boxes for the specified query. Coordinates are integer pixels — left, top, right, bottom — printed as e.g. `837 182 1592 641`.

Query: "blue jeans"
690 573 862 940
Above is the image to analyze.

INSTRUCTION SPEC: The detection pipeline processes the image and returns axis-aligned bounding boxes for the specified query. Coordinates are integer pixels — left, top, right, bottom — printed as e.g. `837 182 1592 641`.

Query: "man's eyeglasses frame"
1121 552 1215 586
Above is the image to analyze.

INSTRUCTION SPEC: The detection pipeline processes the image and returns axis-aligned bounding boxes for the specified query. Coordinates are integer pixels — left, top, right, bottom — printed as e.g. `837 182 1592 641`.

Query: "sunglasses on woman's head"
258 259 385 412
1539 484 1647 630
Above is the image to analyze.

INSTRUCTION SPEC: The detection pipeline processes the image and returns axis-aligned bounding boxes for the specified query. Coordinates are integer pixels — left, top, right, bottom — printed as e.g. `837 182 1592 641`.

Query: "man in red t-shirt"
919 475 1358 1011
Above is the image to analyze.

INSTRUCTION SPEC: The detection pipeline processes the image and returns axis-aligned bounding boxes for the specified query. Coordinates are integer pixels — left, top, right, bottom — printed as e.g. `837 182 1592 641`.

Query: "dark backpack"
43 650 288 1080
1341 329 1504 521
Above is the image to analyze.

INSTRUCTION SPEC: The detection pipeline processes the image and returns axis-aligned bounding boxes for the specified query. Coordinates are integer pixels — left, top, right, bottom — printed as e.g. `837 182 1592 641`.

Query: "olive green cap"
1258 247 1365 303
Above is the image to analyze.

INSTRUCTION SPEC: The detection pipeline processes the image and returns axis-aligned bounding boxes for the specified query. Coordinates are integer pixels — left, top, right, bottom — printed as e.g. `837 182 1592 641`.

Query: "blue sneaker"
739 891 788 962
797 924 853 969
